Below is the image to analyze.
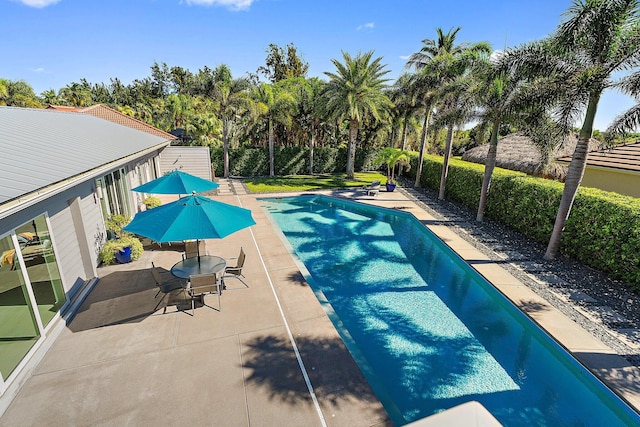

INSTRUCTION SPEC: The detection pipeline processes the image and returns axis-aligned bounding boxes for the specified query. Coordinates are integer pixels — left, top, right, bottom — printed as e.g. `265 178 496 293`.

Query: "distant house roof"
0 106 171 206
556 142 640 173
47 104 176 140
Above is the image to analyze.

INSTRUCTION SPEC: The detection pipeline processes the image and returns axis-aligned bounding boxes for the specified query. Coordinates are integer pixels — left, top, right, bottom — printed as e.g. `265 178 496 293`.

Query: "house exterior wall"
159 146 212 180
0 152 162 408
581 167 640 199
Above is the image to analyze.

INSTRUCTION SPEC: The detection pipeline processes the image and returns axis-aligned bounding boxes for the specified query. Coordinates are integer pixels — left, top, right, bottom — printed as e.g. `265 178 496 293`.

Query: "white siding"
159 146 212 180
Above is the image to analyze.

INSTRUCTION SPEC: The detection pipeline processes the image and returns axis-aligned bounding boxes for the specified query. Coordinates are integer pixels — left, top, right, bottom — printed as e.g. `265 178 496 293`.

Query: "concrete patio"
1 187 639 426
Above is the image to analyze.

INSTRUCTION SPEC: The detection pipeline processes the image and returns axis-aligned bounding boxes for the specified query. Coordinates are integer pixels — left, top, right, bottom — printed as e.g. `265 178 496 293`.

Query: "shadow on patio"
67 266 185 332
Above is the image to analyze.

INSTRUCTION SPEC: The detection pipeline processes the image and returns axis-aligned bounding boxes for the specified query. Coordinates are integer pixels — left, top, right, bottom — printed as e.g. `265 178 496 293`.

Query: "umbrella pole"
197 239 201 266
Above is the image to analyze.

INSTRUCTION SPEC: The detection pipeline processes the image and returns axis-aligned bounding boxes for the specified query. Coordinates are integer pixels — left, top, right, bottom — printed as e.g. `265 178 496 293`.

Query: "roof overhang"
0 141 170 221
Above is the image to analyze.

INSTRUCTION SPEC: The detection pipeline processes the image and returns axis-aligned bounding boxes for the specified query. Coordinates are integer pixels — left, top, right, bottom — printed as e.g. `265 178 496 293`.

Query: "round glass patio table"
171 255 226 279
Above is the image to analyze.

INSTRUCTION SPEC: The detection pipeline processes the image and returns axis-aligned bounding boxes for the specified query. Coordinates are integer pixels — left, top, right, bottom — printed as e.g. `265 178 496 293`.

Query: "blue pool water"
261 195 640 426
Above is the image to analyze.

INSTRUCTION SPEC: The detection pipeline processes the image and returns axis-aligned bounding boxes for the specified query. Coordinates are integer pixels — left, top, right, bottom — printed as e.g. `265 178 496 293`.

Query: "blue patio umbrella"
132 170 219 195
123 194 255 261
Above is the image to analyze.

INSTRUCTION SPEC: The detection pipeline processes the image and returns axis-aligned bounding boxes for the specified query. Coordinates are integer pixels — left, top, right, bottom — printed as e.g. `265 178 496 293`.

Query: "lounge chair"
189 272 222 313
362 180 380 196
224 247 248 288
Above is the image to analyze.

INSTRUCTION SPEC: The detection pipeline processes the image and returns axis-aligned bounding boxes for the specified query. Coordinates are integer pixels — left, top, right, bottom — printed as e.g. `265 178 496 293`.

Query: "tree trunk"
401 114 409 151
346 119 358 178
476 121 500 222
414 108 431 188
545 92 600 259
269 118 275 177
222 118 230 178
438 123 455 200
309 124 315 175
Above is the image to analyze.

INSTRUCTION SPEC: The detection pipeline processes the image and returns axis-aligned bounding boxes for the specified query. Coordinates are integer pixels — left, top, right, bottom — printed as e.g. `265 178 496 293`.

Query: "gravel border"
397 180 640 366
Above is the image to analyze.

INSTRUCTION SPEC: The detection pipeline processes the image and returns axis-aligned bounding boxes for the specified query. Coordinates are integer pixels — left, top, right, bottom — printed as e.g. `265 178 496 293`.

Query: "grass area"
244 172 388 193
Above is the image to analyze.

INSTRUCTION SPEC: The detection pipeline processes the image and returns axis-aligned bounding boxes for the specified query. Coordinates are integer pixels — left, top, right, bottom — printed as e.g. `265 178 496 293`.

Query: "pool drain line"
238 195 328 427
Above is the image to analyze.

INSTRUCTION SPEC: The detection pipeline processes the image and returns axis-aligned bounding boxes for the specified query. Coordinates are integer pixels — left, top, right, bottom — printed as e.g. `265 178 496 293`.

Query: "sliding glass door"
0 214 66 381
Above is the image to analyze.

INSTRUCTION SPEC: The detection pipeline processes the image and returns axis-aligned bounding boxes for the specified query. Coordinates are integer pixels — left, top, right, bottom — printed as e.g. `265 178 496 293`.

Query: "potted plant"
142 196 161 210
374 147 411 192
99 214 143 264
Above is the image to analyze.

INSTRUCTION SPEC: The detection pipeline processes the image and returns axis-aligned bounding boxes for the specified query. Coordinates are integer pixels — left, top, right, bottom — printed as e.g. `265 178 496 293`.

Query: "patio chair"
150 267 187 313
362 180 380 196
224 247 248 288
184 240 207 260
188 272 222 313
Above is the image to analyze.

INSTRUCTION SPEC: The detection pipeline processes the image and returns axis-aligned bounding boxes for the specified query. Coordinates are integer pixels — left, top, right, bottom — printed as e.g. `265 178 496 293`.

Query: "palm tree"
253 82 296 176
374 147 411 185
323 50 392 178
407 27 490 187
210 65 252 177
471 57 550 222
512 0 640 259
388 73 422 150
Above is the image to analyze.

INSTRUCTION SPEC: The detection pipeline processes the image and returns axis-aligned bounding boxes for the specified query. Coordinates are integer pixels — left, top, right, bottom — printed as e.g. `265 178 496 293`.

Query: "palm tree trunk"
309 124 316 175
401 114 409 151
545 93 600 259
414 108 431 188
222 118 230 178
269 118 275 177
346 119 358 178
476 121 499 222
438 123 455 200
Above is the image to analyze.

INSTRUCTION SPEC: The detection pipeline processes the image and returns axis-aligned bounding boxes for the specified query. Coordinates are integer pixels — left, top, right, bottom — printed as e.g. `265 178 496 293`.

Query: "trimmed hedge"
210 146 640 288
211 146 379 177
406 153 640 289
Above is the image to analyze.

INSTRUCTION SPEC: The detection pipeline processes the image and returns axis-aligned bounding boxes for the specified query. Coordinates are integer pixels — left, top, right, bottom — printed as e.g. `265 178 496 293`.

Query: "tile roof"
47 104 176 140
557 142 640 173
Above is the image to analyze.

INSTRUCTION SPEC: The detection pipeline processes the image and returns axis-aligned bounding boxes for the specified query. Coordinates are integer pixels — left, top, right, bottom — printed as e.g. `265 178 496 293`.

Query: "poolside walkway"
1 187 639 426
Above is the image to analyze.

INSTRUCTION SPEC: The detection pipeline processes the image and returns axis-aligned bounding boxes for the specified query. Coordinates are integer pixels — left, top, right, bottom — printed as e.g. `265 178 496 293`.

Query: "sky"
2 0 637 131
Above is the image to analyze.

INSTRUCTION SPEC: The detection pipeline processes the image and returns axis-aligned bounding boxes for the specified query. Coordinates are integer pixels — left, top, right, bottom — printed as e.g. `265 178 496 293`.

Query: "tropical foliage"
4 2 640 285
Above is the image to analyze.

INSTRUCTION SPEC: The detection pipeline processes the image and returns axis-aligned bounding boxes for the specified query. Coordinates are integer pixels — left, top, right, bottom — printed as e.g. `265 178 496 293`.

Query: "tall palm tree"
472 57 550 221
210 65 252 177
407 27 490 187
389 73 422 151
323 50 392 178
512 0 640 259
253 82 296 176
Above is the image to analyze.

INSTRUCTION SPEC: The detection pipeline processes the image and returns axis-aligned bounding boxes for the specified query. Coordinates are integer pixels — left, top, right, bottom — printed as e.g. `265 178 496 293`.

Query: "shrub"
99 235 144 265
407 153 640 288
142 196 161 210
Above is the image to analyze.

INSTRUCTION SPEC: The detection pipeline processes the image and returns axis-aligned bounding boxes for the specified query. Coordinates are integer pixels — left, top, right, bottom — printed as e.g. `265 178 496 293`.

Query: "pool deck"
2 185 639 426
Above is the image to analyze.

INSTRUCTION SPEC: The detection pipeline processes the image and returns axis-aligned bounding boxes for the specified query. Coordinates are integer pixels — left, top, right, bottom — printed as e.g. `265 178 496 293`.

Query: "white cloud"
183 0 254 11
399 55 410 60
31 67 46 73
356 22 375 31
15 0 61 7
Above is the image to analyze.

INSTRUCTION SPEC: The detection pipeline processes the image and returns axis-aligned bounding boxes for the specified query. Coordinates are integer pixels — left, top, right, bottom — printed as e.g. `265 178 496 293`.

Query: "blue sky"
3 0 636 131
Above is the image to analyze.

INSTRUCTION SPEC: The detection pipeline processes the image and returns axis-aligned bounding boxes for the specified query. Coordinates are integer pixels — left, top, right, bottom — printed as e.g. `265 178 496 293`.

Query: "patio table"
170 255 226 279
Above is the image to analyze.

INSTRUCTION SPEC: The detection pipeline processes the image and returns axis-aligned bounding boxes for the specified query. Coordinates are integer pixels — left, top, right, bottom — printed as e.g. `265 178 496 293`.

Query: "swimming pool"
261 195 640 426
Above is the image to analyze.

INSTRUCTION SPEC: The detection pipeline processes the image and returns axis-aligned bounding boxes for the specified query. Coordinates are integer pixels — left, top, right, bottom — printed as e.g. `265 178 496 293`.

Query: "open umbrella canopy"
123 195 255 242
132 170 219 195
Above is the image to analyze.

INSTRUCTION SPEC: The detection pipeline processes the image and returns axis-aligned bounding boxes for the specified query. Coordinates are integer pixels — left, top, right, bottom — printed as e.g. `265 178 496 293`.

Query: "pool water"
261 195 640 426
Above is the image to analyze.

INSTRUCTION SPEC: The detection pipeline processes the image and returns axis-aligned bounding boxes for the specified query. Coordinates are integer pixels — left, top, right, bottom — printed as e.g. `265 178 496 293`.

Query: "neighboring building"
462 133 602 180
556 142 640 198
47 104 176 140
0 106 172 410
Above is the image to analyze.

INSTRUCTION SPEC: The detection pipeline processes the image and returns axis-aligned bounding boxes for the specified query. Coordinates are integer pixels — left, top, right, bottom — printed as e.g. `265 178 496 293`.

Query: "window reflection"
15 216 66 327
0 234 40 381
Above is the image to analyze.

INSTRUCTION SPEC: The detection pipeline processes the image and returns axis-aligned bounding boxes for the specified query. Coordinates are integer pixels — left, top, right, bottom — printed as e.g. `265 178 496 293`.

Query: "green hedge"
211 146 380 177
211 147 640 287
406 153 640 288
